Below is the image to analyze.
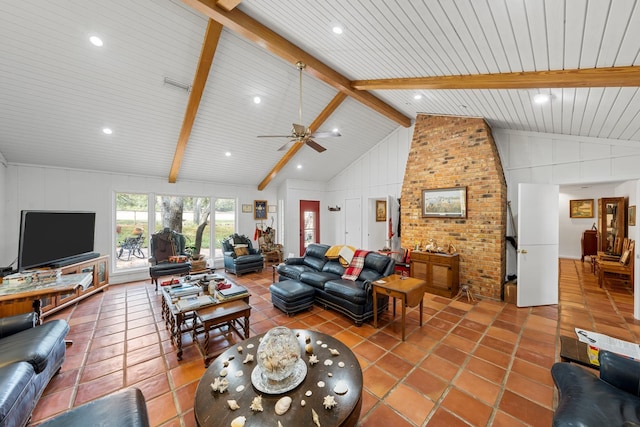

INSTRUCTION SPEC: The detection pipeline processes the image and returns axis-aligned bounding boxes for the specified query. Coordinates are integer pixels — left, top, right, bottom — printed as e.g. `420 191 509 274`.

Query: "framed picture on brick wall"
422 187 467 218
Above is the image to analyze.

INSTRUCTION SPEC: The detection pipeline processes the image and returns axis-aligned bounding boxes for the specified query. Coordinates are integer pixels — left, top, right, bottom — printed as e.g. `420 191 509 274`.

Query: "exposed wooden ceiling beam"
215 0 241 12
258 92 348 191
180 0 411 128
352 66 640 90
168 19 223 183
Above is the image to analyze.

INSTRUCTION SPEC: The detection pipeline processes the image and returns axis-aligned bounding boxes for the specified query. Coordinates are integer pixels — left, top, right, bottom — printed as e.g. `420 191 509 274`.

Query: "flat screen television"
18 210 97 271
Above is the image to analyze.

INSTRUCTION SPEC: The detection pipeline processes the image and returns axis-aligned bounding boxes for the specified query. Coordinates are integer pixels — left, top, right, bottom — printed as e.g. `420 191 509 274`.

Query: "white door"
345 198 361 248
388 196 400 253
517 183 559 307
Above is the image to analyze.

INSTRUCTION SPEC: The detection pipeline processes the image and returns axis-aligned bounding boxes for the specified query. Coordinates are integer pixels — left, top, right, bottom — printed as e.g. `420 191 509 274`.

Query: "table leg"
419 299 423 326
392 297 396 317
243 313 250 338
401 297 406 341
373 289 378 328
176 312 183 360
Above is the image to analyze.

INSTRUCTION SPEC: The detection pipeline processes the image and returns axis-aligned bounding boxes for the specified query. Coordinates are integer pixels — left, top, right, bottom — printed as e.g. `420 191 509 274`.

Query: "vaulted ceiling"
1 0 639 189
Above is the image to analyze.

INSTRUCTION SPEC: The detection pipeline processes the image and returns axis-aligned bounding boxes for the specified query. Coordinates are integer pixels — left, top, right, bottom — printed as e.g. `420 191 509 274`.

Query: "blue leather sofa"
0 312 69 427
551 349 640 426
222 234 264 276
274 244 395 325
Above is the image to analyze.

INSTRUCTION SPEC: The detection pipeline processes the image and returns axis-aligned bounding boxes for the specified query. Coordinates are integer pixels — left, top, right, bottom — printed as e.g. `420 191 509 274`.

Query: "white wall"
0 153 7 268
3 164 278 283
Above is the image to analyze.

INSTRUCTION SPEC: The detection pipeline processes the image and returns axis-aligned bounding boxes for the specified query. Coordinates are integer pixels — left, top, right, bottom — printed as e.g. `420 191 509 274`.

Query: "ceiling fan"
258 61 341 153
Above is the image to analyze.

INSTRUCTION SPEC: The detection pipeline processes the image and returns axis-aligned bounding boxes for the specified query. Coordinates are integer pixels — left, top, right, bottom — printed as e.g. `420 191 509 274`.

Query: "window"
115 193 149 271
154 195 211 259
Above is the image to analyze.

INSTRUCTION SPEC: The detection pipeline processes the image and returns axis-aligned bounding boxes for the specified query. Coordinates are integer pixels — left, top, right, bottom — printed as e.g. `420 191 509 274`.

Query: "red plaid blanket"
342 250 369 281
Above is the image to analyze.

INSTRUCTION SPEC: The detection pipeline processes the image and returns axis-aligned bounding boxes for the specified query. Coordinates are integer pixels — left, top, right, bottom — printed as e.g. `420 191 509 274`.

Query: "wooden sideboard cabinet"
40 255 110 317
410 251 459 298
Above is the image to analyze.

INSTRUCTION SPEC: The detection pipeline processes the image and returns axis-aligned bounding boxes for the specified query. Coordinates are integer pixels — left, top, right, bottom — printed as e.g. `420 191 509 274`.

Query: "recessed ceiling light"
225 152 231 157
534 93 550 104
253 96 261 104
89 36 103 47
102 127 112 135
297 164 302 169
413 94 422 100
333 128 339 133
332 26 343 35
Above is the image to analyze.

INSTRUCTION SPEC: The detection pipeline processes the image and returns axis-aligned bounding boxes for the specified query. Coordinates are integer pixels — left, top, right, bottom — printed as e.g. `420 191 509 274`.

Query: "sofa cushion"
0 362 36 426
234 247 249 256
322 260 346 276
324 280 369 305
233 253 263 265
0 319 69 373
299 271 342 290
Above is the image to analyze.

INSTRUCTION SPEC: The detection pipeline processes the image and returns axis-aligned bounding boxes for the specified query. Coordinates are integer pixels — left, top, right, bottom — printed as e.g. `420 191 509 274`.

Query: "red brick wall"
401 114 506 300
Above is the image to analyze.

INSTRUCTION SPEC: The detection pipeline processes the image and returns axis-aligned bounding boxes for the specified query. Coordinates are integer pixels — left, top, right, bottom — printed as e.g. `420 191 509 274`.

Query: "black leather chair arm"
0 312 36 338
224 250 237 259
599 350 640 396
285 257 305 265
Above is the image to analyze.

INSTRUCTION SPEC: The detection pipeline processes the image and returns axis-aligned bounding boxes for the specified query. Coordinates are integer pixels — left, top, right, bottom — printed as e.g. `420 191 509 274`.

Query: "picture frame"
241 204 252 213
629 205 636 226
422 187 467 218
376 200 386 222
268 205 277 213
569 199 594 218
254 200 267 220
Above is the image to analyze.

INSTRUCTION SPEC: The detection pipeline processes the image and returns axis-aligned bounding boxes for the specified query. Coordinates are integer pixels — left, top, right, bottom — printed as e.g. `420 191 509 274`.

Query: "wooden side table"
372 275 427 340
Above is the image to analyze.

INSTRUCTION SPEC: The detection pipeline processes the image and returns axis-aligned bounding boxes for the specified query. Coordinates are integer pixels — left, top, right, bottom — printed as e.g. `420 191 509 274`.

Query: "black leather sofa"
551 349 640 426
0 312 69 427
222 234 264 276
274 244 395 325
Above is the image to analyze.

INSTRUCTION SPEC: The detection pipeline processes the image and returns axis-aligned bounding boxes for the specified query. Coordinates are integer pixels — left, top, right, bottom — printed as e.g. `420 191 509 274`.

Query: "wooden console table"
410 251 459 298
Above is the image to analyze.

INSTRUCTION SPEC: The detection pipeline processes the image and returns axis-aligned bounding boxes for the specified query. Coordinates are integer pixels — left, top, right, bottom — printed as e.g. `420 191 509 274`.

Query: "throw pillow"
234 247 249 256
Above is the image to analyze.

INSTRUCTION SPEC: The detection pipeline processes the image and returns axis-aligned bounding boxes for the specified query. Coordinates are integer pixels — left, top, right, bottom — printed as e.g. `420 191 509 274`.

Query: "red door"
300 200 320 255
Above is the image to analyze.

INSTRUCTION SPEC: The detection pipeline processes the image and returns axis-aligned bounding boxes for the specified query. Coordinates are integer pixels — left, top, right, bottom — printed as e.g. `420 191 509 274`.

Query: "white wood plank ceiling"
1 0 639 188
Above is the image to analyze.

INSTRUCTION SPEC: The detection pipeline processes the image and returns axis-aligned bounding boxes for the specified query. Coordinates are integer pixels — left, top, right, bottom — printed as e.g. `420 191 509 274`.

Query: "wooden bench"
597 239 634 288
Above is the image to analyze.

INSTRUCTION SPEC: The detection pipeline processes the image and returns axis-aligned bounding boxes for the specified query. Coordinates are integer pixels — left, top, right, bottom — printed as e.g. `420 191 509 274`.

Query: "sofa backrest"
222 234 254 252
358 252 395 282
302 244 331 270
322 260 345 276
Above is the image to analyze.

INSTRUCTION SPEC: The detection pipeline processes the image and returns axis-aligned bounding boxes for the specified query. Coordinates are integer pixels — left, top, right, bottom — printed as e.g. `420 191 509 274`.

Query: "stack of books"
175 295 217 312
166 284 201 301
215 283 249 301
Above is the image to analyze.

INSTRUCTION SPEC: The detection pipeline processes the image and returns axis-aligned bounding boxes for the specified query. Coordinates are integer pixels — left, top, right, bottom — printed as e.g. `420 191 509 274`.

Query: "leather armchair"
551 349 640 426
222 234 264 276
148 228 191 290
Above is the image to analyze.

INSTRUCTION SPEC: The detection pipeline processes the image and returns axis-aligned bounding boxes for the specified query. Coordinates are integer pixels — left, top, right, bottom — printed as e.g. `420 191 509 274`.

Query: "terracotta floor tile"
30 387 74 423
404 368 449 401
81 355 124 383
353 340 387 363
499 389 553 426
169 359 207 389
419 354 460 382
441 387 492 426
466 356 506 385
505 371 554 408
74 371 124 405
126 356 167 386
376 352 414 379
363 365 399 398
360 403 414 427
391 341 428 365
146 392 178 426
425 407 472 427
385 383 434 426
453 371 501 405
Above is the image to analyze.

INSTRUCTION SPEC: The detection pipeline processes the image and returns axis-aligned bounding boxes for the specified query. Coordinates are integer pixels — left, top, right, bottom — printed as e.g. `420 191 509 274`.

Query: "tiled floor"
29 258 636 426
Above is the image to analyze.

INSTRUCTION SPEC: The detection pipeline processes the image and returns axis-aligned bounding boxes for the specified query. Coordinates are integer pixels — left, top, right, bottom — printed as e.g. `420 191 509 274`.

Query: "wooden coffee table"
193 329 363 427
372 275 427 340
194 300 251 367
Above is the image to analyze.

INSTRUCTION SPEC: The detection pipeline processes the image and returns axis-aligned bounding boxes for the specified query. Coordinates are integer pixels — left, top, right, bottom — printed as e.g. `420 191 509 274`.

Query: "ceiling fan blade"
258 134 294 138
277 139 297 151
306 139 326 153
310 130 341 139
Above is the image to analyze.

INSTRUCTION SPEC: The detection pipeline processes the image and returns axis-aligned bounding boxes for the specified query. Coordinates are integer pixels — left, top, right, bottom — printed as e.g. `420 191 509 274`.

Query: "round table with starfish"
193 328 363 427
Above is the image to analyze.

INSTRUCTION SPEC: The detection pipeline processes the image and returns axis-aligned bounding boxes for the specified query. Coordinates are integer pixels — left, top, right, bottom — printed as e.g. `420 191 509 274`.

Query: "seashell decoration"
305 335 311 343
275 396 292 415
227 400 240 410
329 348 340 356
237 346 243 353
230 415 246 427
338 361 345 368
305 343 313 354
321 343 328 348
312 408 321 427
327 372 333 377
334 381 348 395
247 343 254 349
316 340 322 345
308 354 319 365
223 360 229 367
305 390 313 396
278 421 283 427
317 381 325 388
243 353 254 364
300 399 306 407
323 395 337 409
324 359 333 366
220 368 228 377
235 371 243 377
250 395 263 412
235 385 245 392
210 377 229 393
